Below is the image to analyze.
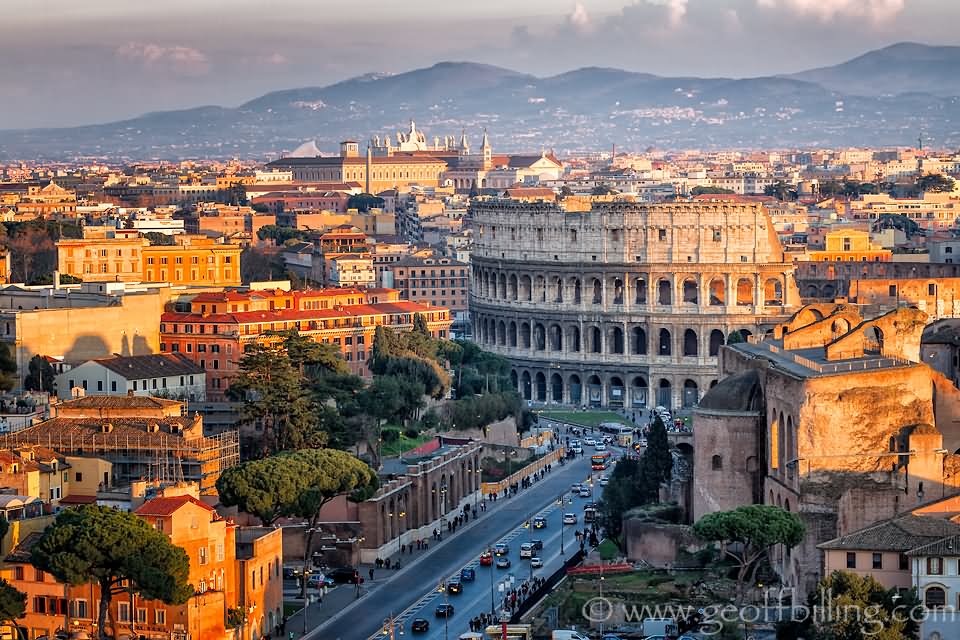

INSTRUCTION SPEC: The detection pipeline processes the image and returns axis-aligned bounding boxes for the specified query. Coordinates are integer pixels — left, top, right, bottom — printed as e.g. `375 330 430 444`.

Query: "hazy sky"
1 0 956 129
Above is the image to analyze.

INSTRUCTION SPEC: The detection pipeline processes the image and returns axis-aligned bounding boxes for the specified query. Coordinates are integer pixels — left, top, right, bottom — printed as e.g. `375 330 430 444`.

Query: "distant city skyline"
2 0 957 129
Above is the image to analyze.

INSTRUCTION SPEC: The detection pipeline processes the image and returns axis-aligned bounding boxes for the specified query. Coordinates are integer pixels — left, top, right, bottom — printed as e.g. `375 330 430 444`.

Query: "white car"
583 437 596 446
579 487 591 498
519 543 534 558
594 443 607 452
530 557 543 568
599 477 609 486
563 513 577 525
570 444 583 454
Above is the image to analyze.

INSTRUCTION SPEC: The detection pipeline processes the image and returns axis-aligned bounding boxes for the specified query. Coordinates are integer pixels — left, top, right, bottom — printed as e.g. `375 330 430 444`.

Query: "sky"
1 0 957 129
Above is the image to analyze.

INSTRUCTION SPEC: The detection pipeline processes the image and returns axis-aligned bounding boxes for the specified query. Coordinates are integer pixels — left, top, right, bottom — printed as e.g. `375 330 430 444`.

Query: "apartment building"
390 251 469 317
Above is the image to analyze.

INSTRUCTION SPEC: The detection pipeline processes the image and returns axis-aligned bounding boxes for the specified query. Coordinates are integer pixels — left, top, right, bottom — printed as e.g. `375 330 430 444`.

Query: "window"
712 230 722 242
118 602 130 622
928 557 943 575
136 608 147 623
33 596 46 614
711 455 722 470
216 541 224 562
111 381 117 392
926 586 946 609
155 609 166 625
846 552 857 569
75 472 82 482
72 599 88 619
899 553 909 571
929 283 936 295
13 566 23 581
889 284 897 297
872 553 882 570
34 568 43 582
658 229 667 241
97 381 103 391
199 546 208 565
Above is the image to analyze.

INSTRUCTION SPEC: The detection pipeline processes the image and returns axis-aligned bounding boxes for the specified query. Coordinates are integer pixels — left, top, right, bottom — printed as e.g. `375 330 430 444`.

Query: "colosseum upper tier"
468 197 802 411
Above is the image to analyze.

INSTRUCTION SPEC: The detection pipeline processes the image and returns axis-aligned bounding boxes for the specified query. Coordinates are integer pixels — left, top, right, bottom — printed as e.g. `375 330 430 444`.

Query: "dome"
697 369 763 412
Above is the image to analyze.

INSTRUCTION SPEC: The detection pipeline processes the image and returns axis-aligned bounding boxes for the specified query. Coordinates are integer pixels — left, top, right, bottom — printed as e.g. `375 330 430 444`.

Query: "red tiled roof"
135 494 214 517
58 494 97 505
162 299 442 326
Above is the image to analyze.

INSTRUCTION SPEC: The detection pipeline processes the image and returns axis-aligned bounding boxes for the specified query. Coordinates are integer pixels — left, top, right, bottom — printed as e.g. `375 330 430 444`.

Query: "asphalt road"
313 453 599 640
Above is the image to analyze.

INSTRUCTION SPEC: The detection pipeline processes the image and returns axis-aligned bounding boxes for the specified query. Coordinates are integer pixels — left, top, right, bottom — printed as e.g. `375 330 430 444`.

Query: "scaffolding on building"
0 428 239 495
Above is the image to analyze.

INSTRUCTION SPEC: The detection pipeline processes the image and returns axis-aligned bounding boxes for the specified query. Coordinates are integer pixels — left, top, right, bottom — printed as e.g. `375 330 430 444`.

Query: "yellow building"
806 229 892 262
57 228 241 286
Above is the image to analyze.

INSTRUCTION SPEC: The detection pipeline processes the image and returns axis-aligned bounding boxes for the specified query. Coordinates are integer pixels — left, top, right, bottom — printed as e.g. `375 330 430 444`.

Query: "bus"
591 452 611 470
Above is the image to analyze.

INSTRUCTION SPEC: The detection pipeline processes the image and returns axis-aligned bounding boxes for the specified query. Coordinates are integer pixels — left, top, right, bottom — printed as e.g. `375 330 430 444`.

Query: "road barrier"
481 447 565 496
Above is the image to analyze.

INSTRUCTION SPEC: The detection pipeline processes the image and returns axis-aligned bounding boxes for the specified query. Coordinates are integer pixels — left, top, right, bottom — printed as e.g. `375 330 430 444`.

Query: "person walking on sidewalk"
368 567 374 582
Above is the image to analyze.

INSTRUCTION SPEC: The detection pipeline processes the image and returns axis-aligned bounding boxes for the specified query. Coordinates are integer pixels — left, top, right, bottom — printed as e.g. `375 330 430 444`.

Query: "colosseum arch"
508 321 518 347
736 278 753 306
568 326 581 352
550 373 563 402
682 379 698 408
587 375 603 407
549 324 562 351
510 370 518 391
632 326 647 355
657 279 672 305
591 278 603 304
631 376 648 407
535 372 547 402
709 278 725 306
609 326 625 354
683 329 698 357
830 317 850 336
521 371 532 400
612 277 625 304
552 277 563 303
863 324 884 354
635 278 648 304
764 278 783 306
658 328 672 356
589 326 602 353
682 278 698 305
786 415 795 478
570 277 582 304
535 275 546 302
709 329 724 356
498 273 507 299
519 274 531 301
569 374 582 404
508 274 518 301
657 379 672 409
520 322 531 348
497 321 506 345
804 284 819 298
609 376 625 406
534 323 546 351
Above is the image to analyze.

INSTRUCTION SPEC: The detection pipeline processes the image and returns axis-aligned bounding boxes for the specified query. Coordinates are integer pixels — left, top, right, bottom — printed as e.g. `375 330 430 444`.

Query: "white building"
55 353 205 401
325 254 375 288
908 534 960 640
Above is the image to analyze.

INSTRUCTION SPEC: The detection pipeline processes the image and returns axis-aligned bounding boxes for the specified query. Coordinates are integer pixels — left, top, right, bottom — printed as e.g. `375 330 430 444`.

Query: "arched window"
709 329 724 356
550 373 563 402
572 278 582 304
764 278 783 305
535 372 546 402
569 326 581 352
925 586 946 609
658 328 672 356
683 329 698 357
508 274 518 301
682 278 698 304
613 278 624 304
534 324 546 351
497 321 506 345
682 379 698 408
635 278 647 304
736 278 753 306
519 275 532 301
508 321 517 347
521 371 532 400
553 277 563 303
590 327 602 354
592 278 602 304
631 377 648 407
520 323 531 349
609 327 624 354
569 374 582 404
712 455 723 470
658 279 672 305
632 327 647 355
709 278 725 306
549 324 562 351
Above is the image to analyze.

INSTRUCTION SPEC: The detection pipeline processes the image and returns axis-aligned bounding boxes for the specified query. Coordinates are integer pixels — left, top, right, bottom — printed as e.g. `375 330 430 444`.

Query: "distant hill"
788 42 960 97
3 45 960 160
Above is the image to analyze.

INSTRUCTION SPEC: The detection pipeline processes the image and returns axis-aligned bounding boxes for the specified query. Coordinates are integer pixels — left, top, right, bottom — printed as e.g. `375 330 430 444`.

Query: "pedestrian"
385 557 391 570
423 540 428 550
401 543 406 554
368 567 374 581
408 544 413 555
416 539 421 550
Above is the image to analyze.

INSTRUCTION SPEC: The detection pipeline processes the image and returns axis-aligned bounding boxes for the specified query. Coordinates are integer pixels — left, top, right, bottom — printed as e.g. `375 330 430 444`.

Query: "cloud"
264 52 288 65
755 0 906 23
616 0 689 30
567 1 593 34
115 42 210 75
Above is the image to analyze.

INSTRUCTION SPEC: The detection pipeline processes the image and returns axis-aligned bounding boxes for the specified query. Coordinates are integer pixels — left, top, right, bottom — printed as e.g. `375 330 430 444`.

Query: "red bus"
591 452 611 470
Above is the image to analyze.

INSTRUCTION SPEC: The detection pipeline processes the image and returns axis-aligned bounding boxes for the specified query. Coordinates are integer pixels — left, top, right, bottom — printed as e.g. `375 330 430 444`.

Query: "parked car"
460 567 476 581
533 516 547 529
435 604 455 618
411 619 430 633
326 568 362 584
563 513 577 525
496 557 511 569
599 476 609 486
306 573 335 589
571 483 582 492
530 557 543 568
479 551 493 566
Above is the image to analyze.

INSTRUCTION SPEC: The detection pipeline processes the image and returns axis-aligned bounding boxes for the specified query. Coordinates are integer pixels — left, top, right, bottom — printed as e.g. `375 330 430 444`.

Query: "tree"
693 505 804 605
916 172 956 194
636 416 672 503
24 355 54 393
591 183 618 196
31 505 192 640
0 578 25 637
141 232 175 246
216 455 313 525
240 246 282 283
600 458 643 544
764 181 795 201
559 185 575 199
346 193 384 213
691 186 735 195
727 330 746 345
227 343 325 456
256 225 307 246
0 345 17 393
7 224 55 284
779 571 920 640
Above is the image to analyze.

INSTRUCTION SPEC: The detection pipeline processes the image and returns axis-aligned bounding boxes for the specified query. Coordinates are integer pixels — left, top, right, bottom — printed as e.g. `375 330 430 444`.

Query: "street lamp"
438 581 450 640
381 613 405 640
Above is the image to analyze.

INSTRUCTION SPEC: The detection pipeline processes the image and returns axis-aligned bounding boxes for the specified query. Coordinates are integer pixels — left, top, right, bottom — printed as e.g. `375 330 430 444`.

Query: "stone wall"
692 409 759 520
623 521 699 567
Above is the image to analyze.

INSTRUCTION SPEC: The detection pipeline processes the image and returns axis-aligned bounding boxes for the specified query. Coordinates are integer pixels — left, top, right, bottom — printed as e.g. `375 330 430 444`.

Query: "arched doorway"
609 376 625 407
587 375 603 408
682 329 698 357
550 373 563 403
709 329 724 356
864 325 883 354
535 372 546 402
657 379 672 410
569 374 582 405
682 379 698 408
631 377 648 407
521 371 532 400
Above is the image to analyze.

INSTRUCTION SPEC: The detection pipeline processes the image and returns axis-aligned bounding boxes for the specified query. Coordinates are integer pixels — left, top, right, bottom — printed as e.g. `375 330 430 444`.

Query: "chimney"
365 144 372 195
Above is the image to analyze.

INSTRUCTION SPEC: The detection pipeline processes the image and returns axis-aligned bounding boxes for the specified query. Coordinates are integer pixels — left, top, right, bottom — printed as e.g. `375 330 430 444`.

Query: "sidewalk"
284 462 571 638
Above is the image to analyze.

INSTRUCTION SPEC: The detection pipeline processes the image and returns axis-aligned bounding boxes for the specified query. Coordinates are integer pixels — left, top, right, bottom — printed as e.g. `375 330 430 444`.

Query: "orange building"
160 287 452 399
804 229 892 263
3 491 283 640
13 182 77 218
57 228 241 286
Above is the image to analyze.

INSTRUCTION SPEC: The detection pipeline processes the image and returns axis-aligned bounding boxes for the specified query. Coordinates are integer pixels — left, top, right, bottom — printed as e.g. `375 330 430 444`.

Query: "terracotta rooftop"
135 494 214 517
92 353 203 380
59 395 183 411
819 515 960 552
5 531 43 563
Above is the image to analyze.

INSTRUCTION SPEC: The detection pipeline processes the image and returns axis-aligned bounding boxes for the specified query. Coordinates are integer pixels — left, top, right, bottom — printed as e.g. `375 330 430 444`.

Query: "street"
308 452 599 640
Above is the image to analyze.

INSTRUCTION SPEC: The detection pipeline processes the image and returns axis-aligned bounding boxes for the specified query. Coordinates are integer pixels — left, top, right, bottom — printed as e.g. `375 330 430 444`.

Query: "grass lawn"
596 539 621 561
380 430 433 458
537 410 627 428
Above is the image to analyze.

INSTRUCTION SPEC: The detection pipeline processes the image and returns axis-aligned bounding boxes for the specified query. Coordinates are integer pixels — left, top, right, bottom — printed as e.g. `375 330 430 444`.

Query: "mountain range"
3 42 960 161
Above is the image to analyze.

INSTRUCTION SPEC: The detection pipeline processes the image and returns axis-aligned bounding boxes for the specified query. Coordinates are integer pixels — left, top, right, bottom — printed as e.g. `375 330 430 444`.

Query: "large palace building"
468 196 802 410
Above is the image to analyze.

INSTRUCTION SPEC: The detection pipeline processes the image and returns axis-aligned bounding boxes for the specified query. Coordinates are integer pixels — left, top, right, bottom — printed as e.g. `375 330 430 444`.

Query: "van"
520 543 533 558
642 617 679 638
551 631 591 640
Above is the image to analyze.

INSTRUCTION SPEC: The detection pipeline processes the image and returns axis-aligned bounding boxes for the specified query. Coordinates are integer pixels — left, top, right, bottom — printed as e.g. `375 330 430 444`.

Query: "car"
530 557 543 568
637 438 648 448
479 551 493 566
496 557 511 569
601 635 624 640
411 618 430 633
435 604 455 618
494 543 510 556
306 573 335 589
530 539 544 550
594 443 607 452
520 543 534 558
570 444 583 454
599 477 609 486
583 437 596 446
602 435 614 444
283 567 302 579
447 579 462 595
460 567 476 581
571 482 582 492
579 487 592 498
563 513 577 525
326 568 363 584
533 516 547 529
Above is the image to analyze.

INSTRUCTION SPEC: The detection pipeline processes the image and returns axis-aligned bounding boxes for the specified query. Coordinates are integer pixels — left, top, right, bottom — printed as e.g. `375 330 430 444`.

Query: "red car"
479 551 493 566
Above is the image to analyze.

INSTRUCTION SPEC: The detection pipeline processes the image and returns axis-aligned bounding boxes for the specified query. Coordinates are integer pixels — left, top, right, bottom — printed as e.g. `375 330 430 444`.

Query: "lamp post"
438 581 450 640
557 496 565 555
488 545 496 616
381 613 405 640
598 575 605 636
474 466 482 512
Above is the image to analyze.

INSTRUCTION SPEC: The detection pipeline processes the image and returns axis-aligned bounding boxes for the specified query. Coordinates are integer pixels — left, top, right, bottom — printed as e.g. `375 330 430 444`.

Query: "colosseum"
468 197 802 410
